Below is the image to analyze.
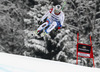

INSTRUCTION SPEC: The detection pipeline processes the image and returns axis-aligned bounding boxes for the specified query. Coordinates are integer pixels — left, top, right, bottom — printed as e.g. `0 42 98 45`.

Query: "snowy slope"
0 53 100 72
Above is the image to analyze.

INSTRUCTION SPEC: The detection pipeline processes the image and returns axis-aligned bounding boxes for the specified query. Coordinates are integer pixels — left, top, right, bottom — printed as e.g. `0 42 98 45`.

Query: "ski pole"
61 1 66 10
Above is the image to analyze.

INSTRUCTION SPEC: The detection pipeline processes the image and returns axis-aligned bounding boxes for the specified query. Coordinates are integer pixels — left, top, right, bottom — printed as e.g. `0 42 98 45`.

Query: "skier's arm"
41 11 50 22
41 8 53 22
61 13 65 26
58 13 65 29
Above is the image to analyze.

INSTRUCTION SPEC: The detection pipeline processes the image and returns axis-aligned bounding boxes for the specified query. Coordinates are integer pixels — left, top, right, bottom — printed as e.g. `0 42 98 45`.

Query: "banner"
76 33 95 67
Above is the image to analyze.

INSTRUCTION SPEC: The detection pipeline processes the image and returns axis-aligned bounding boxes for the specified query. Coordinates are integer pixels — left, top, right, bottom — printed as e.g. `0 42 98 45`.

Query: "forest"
0 0 100 68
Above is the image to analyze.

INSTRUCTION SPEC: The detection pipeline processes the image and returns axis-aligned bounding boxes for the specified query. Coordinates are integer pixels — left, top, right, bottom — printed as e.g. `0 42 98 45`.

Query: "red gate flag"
76 33 95 67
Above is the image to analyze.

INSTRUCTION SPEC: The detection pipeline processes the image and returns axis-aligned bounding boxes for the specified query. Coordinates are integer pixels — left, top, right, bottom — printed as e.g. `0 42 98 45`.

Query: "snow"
24 29 48 53
27 11 35 17
0 53 100 72
24 19 31 24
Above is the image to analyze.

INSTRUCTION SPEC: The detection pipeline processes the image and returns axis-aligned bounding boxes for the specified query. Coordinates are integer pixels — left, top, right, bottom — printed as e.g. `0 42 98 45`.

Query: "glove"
55 27 61 32
58 27 61 29
38 21 43 25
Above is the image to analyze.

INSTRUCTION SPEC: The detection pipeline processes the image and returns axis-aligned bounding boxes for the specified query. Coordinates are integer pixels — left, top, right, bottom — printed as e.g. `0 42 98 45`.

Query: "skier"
36 5 65 36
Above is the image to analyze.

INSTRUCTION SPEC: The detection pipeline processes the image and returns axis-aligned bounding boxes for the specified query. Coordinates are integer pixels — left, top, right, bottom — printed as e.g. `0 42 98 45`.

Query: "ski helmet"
54 5 62 14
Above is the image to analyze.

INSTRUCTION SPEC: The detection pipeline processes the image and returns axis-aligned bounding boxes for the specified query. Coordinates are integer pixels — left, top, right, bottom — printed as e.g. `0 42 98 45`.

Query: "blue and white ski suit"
37 8 65 33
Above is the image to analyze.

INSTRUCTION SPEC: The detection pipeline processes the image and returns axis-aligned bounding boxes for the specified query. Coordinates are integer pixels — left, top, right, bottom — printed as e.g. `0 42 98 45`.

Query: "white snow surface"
0 53 100 72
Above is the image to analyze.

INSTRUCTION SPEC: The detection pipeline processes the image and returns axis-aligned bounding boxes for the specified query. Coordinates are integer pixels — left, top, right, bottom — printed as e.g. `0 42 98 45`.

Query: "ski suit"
37 8 65 33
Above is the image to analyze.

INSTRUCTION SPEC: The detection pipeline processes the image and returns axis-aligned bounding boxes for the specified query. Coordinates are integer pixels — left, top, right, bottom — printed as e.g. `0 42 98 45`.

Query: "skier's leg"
45 21 57 33
37 22 49 32
37 18 51 32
